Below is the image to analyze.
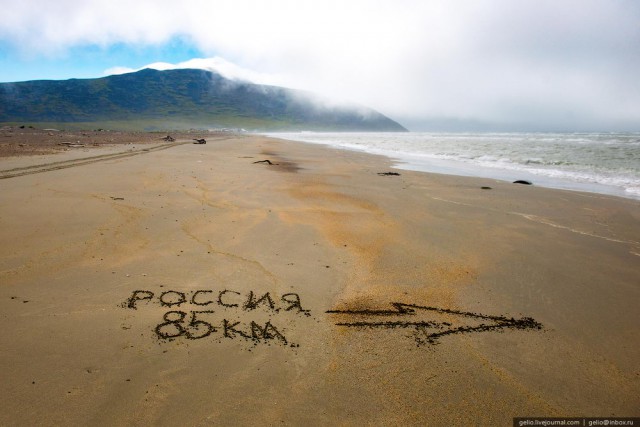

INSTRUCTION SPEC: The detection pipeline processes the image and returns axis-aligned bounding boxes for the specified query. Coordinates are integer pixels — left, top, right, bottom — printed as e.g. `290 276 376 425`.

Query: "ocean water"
267 132 640 200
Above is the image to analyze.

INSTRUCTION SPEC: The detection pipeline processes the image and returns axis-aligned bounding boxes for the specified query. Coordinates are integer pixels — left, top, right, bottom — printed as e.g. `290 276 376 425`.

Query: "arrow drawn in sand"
326 302 542 345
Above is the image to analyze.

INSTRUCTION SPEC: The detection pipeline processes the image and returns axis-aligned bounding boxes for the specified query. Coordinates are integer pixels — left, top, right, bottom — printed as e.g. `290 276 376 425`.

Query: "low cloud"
103 57 285 85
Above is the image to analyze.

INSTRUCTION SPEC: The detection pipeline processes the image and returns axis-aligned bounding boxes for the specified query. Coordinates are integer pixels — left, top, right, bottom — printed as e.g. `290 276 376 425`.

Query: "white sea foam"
267 132 640 200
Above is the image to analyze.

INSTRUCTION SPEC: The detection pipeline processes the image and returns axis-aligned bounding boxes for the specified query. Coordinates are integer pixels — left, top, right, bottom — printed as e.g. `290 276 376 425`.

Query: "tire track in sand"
0 141 190 179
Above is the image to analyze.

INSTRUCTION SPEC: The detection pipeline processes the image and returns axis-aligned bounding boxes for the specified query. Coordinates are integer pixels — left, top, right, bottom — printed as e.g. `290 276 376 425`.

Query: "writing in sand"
124 289 311 346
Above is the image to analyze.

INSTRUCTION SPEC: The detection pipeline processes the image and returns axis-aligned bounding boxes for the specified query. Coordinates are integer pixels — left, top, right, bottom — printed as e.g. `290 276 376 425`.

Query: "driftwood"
162 135 175 142
58 142 85 148
377 172 401 176
253 159 277 165
193 138 206 144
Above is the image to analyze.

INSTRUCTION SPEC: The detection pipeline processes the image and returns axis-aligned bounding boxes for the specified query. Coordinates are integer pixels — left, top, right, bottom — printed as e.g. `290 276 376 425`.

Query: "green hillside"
0 68 407 131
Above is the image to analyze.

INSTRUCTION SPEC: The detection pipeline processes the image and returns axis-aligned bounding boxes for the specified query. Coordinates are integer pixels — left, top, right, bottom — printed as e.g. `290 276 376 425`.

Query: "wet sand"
1 133 639 425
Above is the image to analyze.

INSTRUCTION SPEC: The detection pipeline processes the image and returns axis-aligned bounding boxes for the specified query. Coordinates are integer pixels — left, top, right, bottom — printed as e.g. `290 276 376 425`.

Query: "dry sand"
1 133 638 426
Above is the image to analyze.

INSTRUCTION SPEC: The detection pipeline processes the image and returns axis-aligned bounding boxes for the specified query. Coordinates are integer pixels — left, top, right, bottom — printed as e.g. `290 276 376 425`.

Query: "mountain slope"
0 69 407 131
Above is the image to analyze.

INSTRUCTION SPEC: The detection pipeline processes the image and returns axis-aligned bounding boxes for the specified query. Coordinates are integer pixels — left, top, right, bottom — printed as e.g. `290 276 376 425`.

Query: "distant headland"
0 68 407 132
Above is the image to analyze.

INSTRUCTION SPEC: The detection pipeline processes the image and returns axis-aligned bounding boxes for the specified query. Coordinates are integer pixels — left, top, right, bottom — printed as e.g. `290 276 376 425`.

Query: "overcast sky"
1 0 639 131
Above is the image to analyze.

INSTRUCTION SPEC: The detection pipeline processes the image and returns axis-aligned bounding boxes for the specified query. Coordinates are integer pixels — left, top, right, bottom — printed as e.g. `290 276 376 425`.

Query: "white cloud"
2 0 639 130
103 57 286 85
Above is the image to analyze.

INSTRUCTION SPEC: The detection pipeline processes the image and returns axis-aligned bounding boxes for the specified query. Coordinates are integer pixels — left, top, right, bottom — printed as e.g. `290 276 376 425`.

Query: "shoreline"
1 133 638 424
266 131 640 201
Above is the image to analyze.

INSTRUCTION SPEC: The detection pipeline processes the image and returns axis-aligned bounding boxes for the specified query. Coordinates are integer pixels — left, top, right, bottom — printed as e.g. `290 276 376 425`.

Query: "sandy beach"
1 132 638 425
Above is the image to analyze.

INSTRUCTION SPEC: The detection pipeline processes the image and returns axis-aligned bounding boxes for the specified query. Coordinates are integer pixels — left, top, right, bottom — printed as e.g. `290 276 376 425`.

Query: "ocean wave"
267 131 640 200
625 187 640 197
